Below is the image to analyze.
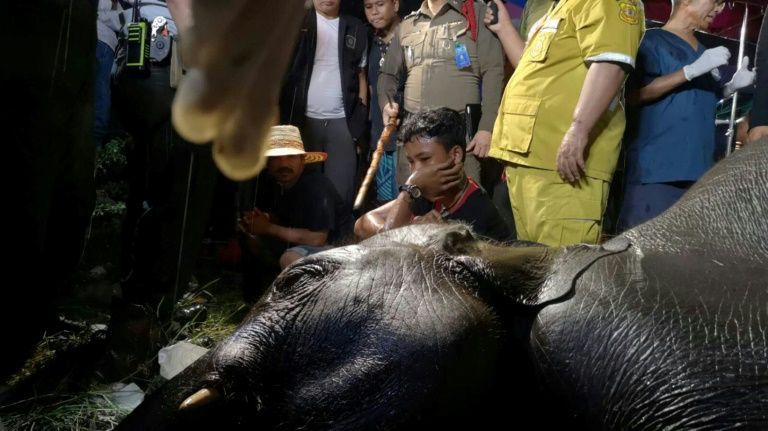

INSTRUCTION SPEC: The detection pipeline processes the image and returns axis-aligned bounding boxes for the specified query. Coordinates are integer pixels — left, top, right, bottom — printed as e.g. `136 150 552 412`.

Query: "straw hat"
265 125 327 164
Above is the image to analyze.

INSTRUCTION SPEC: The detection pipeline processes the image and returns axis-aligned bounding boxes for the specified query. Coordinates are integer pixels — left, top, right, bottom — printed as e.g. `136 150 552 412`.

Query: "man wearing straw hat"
239 125 352 300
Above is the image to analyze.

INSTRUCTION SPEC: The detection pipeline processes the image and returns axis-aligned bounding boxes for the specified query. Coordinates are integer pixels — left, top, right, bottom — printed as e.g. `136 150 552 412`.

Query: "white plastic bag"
157 341 209 379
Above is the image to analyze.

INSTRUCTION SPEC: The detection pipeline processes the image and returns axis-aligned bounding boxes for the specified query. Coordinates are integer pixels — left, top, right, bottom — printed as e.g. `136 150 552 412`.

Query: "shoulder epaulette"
403 10 421 20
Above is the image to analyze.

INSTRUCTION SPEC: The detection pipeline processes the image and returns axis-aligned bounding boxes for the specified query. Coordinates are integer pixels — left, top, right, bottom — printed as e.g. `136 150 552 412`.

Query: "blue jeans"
94 40 114 148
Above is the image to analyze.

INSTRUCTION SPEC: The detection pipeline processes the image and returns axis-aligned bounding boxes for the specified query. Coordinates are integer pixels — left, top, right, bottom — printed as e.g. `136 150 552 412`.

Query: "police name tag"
455 42 471 69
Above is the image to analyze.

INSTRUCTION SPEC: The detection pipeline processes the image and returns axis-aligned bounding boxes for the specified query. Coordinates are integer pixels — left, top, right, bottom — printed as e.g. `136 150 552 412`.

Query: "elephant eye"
441 255 480 288
272 259 337 293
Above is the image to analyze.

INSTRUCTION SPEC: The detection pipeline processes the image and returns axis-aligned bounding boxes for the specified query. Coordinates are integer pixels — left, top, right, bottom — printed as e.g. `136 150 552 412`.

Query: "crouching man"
355 108 512 242
240 125 352 300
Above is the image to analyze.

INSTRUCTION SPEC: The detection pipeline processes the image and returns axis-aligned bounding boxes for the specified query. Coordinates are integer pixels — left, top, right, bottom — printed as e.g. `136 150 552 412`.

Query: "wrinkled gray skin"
118 141 768 430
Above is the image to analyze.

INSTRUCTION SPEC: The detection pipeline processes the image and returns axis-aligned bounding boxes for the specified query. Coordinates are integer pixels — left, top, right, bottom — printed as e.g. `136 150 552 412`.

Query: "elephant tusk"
179 387 221 411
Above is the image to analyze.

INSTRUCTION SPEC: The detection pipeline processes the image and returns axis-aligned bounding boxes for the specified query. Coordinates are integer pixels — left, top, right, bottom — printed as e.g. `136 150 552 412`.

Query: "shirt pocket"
500 96 540 154
401 30 428 68
526 18 561 63
435 21 469 60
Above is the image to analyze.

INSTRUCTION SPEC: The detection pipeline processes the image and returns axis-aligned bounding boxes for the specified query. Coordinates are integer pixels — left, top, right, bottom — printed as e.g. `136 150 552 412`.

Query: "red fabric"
435 177 481 215
461 0 478 42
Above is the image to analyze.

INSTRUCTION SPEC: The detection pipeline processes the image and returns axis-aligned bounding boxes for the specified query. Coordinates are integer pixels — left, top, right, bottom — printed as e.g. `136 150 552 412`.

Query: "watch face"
411 186 422 199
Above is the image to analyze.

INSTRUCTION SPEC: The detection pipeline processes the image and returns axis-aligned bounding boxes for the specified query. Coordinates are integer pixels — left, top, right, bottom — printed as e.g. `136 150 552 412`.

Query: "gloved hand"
724 56 756 97
682 46 731 81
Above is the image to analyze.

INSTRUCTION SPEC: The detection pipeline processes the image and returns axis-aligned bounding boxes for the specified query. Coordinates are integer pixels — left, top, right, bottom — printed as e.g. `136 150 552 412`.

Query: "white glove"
723 56 756 97
683 46 731 81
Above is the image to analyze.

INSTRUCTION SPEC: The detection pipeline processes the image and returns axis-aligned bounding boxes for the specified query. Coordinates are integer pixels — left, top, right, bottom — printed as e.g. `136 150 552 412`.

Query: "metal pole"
173 151 195 307
726 3 749 155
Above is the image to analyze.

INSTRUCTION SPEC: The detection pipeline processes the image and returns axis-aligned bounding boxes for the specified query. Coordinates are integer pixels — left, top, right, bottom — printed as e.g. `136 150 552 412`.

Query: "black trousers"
113 64 217 312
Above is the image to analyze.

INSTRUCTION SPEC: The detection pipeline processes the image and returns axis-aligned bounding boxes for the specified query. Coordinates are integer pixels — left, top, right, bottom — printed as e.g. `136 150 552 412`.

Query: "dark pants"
3 0 97 379
239 233 287 303
302 118 358 211
113 64 217 313
617 182 692 232
94 40 114 149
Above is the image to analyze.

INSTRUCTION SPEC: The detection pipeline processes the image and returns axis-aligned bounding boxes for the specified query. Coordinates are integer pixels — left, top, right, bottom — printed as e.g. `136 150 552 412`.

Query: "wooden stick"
353 117 398 210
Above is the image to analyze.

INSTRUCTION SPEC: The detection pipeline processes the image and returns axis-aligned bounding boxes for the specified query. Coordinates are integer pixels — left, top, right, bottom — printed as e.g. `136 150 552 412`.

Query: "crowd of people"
3 0 766 384
245 0 762 262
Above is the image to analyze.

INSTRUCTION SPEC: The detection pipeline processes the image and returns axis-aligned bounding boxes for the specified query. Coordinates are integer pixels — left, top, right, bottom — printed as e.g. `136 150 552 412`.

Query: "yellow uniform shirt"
490 0 644 181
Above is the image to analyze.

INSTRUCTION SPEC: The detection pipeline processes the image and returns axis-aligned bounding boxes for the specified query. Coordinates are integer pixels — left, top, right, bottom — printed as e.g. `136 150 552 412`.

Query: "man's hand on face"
239 209 271 235
412 210 443 224
556 125 589 183
406 159 464 202
466 130 492 158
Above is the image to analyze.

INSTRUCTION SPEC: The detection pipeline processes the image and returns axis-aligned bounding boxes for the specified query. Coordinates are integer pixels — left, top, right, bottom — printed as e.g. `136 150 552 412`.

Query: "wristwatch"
399 184 422 200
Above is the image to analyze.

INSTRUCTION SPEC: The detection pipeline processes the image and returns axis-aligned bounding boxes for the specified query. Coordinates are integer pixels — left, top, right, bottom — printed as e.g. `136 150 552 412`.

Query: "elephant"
117 140 768 429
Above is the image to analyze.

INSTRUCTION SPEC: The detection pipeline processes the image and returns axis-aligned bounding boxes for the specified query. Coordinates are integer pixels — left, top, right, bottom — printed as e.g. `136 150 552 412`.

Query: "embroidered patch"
619 1 640 25
529 38 545 58
346 35 357 49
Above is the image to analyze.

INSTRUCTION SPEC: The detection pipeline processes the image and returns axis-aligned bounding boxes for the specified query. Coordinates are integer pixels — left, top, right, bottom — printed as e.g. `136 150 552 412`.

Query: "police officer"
378 0 504 183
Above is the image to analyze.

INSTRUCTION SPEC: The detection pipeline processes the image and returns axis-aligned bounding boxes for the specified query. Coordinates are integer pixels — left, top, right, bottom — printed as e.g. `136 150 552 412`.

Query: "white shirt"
97 0 123 51
306 12 346 119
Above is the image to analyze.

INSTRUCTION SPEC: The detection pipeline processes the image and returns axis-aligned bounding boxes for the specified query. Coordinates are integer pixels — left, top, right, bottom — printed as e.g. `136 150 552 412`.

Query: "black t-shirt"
256 170 353 245
412 178 512 242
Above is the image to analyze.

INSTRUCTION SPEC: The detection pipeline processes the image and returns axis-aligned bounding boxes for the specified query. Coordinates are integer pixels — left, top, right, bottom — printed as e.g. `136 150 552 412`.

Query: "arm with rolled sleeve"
557 0 643 182
476 4 505 133
628 37 690 105
377 30 405 113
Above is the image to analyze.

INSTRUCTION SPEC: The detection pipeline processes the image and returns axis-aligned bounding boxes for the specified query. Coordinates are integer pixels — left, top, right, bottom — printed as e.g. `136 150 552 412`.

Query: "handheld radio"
488 0 507 26
125 0 150 77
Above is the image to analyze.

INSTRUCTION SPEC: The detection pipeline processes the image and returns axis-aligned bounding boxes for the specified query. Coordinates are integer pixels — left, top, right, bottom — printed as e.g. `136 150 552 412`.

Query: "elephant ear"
458 237 632 307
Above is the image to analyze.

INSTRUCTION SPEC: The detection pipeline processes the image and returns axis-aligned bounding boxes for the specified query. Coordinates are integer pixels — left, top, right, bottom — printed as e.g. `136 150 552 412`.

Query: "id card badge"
455 42 471 69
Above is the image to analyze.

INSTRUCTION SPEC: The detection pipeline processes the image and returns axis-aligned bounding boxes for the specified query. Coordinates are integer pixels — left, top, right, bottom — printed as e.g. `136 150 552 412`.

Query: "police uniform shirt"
490 0 644 181
378 0 504 133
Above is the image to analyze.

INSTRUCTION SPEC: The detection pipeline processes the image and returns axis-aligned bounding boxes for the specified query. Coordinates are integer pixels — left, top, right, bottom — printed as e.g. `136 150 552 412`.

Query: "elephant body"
118 141 768 429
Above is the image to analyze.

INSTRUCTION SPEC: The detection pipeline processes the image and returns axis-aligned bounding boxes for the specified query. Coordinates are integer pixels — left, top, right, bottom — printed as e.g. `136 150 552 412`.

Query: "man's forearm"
358 68 368 105
383 193 415 231
354 201 393 240
570 62 626 134
478 24 505 132
630 70 687 105
377 72 399 112
266 224 328 246
496 26 525 68
377 31 403 112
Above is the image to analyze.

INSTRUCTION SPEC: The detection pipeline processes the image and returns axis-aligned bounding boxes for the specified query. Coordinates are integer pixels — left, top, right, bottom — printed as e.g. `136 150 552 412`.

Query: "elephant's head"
119 136 768 428
117 222 632 430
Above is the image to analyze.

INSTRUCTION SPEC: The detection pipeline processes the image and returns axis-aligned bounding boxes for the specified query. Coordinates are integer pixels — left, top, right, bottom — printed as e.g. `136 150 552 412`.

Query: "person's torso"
272 171 351 244
369 34 401 151
307 13 346 119
97 0 122 50
283 11 367 130
625 29 718 184
398 1 483 113
490 0 643 181
435 178 512 241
